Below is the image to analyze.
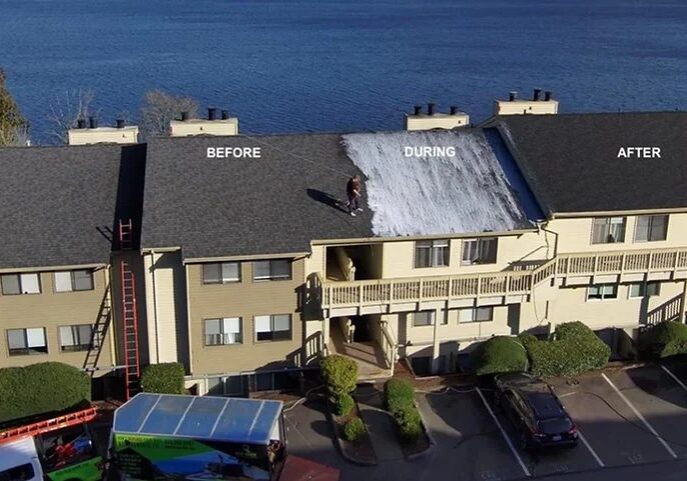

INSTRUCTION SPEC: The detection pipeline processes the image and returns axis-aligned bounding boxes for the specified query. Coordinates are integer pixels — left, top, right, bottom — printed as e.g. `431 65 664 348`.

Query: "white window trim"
54 270 95 293
252 260 292 281
461 238 498 266
202 262 241 284
1 272 41 295
628 282 661 299
414 240 450 268
203 317 243 346
412 311 435 327
586 284 618 302
254 314 292 342
633 214 669 243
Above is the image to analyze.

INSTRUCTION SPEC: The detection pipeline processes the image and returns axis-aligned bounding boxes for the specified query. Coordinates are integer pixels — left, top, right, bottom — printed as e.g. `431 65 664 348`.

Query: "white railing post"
419 278 424 302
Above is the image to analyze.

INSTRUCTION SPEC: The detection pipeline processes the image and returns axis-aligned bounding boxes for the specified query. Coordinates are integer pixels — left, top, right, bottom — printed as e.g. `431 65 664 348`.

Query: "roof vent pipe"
208 107 217 121
116 119 125 129
533 88 542 101
509 91 517 101
413 105 422 116
450 106 458 115
77 118 86 129
427 103 435 116
180 111 189 121
221 109 229 120
88 116 98 129
544 90 553 101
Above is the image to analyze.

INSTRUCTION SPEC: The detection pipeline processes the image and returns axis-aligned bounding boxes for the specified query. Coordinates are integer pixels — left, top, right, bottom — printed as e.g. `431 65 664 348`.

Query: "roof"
142 131 535 259
498 112 687 216
0 144 145 269
113 393 283 445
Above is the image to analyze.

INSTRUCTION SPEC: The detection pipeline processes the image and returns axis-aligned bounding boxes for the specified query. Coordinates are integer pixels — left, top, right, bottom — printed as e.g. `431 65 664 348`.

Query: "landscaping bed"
328 397 377 465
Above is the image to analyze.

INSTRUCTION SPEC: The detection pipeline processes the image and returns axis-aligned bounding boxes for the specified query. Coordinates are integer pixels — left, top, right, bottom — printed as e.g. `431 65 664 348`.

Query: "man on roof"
346 175 363 217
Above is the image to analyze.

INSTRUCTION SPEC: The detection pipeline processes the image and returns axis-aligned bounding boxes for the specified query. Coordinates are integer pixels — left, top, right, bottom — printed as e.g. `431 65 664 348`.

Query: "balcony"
319 246 687 317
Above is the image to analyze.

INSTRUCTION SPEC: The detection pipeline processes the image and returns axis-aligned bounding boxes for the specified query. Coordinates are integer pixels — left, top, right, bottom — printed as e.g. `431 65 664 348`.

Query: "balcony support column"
431 308 442 374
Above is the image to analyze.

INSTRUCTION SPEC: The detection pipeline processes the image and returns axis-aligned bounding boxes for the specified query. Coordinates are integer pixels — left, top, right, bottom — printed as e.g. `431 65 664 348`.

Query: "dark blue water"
1 0 687 143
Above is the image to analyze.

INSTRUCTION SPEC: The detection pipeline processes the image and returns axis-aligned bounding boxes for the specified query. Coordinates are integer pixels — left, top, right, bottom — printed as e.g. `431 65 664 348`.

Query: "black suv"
494 372 578 450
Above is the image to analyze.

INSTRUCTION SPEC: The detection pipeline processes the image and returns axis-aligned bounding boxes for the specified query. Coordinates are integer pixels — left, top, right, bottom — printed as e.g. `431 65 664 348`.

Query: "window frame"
59 324 96 352
634 214 669 243
628 282 661 299
54 270 95 293
412 311 435 327
203 317 243 346
0 272 41 295
252 260 292 282
458 306 494 323
202 262 241 284
254 314 293 342
461 238 498 265
591 216 626 244
7 327 48 356
414 240 450 268
586 284 618 301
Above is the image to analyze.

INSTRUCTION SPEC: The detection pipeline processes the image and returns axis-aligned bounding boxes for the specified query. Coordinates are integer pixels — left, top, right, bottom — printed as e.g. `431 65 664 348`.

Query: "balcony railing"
320 246 687 311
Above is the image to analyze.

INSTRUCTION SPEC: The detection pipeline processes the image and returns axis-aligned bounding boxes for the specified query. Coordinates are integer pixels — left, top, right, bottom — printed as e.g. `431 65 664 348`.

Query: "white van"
0 437 43 481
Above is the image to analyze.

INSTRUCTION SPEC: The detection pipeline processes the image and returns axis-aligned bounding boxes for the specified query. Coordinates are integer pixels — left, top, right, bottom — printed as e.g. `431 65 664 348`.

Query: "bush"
343 417 365 442
471 336 528 376
140 363 186 394
335 393 355 416
0 362 90 424
525 322 610 377
321 355 358 396
396 406 423 444
384 378 415 415
639 321 687 359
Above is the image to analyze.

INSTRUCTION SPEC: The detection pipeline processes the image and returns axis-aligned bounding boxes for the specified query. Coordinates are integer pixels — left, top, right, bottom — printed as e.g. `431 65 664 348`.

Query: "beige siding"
187 258 305 375
0 267 114 375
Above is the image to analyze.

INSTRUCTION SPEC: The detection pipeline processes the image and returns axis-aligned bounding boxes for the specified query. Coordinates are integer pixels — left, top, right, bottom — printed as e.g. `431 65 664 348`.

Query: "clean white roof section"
341 131 532 237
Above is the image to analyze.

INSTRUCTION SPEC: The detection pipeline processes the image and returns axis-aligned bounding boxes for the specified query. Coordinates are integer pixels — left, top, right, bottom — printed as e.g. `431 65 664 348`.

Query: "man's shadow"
307 188 349 213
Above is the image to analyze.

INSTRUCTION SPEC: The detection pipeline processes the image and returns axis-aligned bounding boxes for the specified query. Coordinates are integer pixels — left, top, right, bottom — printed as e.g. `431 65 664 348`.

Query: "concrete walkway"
355 386 404 462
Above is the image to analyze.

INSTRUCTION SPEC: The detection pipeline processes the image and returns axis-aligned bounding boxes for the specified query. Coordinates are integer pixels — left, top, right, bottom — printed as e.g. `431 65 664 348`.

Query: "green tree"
0 69 28 146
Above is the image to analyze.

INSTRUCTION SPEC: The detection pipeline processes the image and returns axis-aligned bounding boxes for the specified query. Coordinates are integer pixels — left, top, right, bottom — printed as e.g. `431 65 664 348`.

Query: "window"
414 240 450 268
413 311 434 326
1 273 40 295
7 328 47 356
255 314 292 341
587 284 618 301
253 260 291 281
629 282 661 299
202 262 240 284
461 238 498 265
59 324 95 352
204 317 242 345
458 307 493 323
635 215 668 242
591 217 626 244
54 270 94 292
0 463 35 481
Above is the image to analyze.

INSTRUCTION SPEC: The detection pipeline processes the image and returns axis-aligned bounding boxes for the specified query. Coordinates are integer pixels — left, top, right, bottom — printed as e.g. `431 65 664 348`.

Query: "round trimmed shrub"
384 378 415 415
141 362 186 394
335 393 355 416
343 417 365 442
639 321 687 359
320 355 358 396
396 406 423 444
471 336 528 376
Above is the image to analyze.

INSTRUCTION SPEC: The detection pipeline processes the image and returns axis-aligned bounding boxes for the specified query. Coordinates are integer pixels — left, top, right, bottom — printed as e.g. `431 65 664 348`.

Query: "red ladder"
0 407 97 445
120 260 140 400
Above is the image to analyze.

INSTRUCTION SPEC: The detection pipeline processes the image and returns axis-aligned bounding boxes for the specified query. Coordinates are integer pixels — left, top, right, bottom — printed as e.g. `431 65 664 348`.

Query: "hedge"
396 406 423 444
343 417 365 442
140 362 186 394
334 393 355 416
383 379 422 445
471 336 528 376
525 322 610 377
639 321 687 359
0 362 90 424
321 355 358 396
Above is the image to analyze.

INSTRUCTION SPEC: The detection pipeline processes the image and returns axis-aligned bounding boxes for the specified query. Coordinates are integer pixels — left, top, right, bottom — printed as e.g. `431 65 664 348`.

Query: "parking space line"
601 373 678 459
660 364 687 393
475 387 531 477
577 429 605 467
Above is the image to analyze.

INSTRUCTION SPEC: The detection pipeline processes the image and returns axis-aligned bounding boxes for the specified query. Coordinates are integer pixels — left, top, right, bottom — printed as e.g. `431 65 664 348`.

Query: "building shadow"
307 188 348 213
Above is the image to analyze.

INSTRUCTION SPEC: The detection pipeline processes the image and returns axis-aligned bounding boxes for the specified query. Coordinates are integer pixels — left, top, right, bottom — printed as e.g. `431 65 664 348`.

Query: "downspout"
150 251 161 364
536 220 559 259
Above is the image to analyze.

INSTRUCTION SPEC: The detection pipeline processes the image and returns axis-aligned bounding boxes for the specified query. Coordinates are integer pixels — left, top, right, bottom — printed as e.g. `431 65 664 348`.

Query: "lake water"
1 0 687 143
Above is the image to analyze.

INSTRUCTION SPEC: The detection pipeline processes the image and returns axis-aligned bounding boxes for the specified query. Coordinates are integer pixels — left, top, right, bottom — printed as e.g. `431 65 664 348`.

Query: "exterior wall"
169 119 238 137
67 127 139 145
547 213 687 254
0 267 114 375
186 258 305 376
494 99 558 115
406 113 470 131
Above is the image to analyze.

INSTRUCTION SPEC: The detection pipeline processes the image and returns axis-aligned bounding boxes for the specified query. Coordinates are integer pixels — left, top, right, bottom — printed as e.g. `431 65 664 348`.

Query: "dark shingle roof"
498 112 687 216
0 144 141 269
141 135 374 259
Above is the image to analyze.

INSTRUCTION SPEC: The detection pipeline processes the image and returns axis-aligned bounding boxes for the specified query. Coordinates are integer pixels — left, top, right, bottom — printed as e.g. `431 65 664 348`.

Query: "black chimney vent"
180 111 189 121
413 105 422 116
77 118 86 129
208 107 217 121
116 119 125 129
544 91 553 101
427 103 435 116
221 110 229 120
88 116 98 129
509 91 518 101
533 88 542 101
450 106 459 115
